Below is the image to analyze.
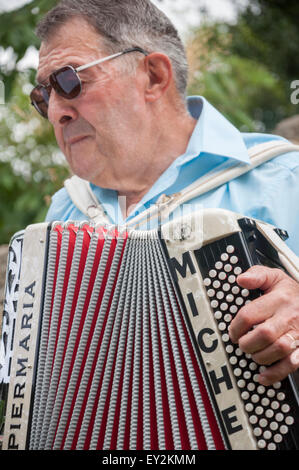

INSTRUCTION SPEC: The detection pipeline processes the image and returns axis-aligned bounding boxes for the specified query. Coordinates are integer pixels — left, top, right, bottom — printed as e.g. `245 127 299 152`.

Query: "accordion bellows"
0 209 299 450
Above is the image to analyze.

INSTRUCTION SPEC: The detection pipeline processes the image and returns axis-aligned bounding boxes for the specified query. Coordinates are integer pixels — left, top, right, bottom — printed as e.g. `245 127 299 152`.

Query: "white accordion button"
277 392 286 401
270 422 279 431
239 359 247 368
257 439 267 449
259 418 268 428
222 283 231 292
237 379 246 388
214 311 222 320
251 394 260 404
225 294 234 303
275 413 284 422
229 305 238 314
220 253 229 262
224 264 233 273
241 288 250 297
267 389 276 398
207 289 215 297
234 266 242 275
253 427 262 437
281 404 290 413
274 434 283 443
232 285 240 294
279 425 289 435
229 356 238 365
220 302 229 311
257 385 266 394
285 416 294 426
222 333 230 342
265 409 274 419
215 261 223 270
255 406 264 416
267 443 277 450
224 313 232 323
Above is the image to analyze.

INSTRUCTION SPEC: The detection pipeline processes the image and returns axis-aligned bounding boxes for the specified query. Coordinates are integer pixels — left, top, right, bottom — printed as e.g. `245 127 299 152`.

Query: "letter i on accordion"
0 208 298 450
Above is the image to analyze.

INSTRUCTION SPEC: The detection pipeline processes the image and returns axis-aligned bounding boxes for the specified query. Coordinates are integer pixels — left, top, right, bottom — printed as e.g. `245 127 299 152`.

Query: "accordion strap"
64 176 109 225
64 140 299 227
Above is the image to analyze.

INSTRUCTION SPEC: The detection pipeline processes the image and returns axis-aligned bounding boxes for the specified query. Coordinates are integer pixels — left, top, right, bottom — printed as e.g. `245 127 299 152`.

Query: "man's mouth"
67 135 90 146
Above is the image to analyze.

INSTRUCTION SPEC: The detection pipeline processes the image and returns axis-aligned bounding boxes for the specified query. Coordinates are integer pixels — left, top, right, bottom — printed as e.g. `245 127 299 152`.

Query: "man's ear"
143 52 173 102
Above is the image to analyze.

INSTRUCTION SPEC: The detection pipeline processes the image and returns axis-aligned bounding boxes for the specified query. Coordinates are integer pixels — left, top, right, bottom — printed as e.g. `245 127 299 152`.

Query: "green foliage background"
0 0 69 244
0 0 298 244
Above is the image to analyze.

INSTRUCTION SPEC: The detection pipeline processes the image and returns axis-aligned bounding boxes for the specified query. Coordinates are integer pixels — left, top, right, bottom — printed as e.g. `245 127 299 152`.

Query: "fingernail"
258 374 270 386
290 348 299 365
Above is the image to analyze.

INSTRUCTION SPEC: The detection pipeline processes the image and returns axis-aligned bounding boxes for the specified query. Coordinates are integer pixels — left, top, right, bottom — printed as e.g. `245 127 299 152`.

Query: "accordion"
0 208 298 451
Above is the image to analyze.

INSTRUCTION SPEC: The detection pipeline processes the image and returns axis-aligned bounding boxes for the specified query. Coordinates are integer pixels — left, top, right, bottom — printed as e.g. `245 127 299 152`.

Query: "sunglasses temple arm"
76 48 148 73
76 51 128 72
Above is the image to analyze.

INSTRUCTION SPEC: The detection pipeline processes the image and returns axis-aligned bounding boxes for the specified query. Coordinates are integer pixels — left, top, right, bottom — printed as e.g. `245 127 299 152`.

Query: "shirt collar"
91 95 251 223
176 96 250 166
133 95 251 210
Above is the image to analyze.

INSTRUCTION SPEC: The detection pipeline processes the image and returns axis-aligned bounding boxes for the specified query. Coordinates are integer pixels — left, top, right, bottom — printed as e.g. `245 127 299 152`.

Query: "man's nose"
47 89 78 125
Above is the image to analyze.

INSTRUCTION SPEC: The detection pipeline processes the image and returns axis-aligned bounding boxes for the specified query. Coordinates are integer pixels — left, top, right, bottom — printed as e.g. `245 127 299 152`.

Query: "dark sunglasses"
30 47 148 119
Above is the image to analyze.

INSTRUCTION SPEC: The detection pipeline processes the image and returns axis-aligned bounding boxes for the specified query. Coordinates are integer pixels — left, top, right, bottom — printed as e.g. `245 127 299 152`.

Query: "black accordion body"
0 208 298 450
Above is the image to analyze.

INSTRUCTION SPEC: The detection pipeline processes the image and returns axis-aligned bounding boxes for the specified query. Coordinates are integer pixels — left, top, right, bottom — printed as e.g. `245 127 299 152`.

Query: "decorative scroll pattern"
0 233 24 384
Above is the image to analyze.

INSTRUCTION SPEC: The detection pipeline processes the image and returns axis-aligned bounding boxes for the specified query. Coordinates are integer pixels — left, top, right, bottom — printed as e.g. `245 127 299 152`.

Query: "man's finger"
251 330 299 365
229 291 284 344
258 348 299 386
236 310 293 354
237 265 285 292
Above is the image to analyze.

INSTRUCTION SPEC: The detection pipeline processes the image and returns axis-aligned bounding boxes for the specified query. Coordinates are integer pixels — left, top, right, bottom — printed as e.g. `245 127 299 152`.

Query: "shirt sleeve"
259 158 299 256
225 149 299 257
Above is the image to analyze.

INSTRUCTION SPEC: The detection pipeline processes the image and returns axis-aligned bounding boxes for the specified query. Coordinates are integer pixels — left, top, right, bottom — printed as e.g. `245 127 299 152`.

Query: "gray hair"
36 0 189 100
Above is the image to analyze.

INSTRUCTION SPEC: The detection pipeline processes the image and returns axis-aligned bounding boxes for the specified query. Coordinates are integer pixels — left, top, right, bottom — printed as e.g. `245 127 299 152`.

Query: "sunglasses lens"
31 66 81 118
30 85 50 118
50 66 81 99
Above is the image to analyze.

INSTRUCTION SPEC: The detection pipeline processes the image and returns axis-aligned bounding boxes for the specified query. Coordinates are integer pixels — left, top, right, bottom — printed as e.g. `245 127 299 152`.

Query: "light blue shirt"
46 96 299 255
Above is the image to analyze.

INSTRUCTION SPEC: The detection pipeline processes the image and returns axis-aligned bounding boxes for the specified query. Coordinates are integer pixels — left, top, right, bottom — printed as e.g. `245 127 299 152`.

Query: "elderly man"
30 0 299 388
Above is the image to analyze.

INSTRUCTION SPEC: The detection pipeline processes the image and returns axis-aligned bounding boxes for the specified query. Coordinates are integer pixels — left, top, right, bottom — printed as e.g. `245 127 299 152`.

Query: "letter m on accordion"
0 209 298 450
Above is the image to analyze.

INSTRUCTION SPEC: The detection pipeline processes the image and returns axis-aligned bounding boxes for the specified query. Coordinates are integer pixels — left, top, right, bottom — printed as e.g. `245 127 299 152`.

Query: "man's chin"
65 139 94 175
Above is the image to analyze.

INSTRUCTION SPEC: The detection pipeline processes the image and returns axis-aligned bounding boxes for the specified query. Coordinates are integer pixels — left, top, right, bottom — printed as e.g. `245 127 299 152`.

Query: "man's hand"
229 265 299 386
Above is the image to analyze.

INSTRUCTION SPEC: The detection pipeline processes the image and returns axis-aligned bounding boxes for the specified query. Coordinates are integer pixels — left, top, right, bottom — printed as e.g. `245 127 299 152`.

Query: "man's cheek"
54 131 67 156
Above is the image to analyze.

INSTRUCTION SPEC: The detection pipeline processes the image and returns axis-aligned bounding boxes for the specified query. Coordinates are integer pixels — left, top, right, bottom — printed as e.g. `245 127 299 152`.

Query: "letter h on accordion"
0 209 298 450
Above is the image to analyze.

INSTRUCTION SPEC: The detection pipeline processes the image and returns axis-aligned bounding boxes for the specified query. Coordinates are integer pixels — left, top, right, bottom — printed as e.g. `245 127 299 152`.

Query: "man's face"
37 17 147 188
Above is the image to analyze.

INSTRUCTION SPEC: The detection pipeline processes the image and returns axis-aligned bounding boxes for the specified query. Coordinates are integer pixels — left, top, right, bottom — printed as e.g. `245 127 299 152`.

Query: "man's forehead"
36 17 105 82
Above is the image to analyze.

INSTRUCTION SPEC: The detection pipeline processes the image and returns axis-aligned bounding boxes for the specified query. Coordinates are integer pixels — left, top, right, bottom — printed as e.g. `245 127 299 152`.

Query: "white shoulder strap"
64 140 299 227
127 140 299 228
64 175 110 225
